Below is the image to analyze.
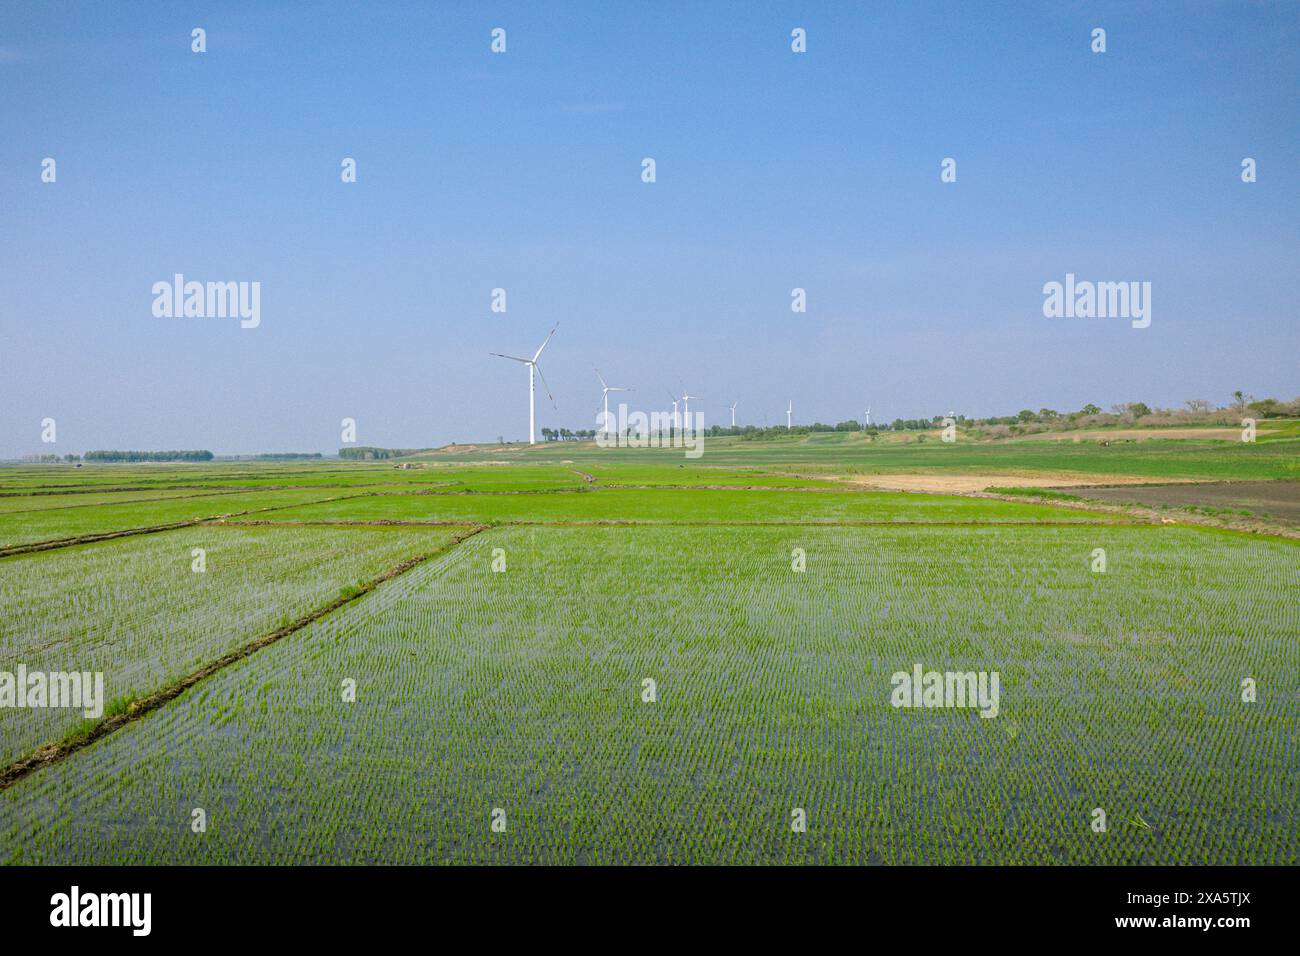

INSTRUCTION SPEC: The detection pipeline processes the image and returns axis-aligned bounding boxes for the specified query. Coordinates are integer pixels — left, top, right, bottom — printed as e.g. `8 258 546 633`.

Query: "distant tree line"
541 428 598 441
253 453 323 460
727 422 865 440
963 394 1298 437
889 418 949 431
338 447 423 460
83 450 214 462
506 392 1298 445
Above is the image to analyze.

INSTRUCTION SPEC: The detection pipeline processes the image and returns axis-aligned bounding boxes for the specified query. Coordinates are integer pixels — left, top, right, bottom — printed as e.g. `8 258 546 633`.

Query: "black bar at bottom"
0 864 1285 943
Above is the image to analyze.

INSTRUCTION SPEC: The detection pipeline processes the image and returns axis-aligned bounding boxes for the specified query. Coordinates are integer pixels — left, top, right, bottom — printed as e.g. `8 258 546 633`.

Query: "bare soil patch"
822 474 1197 494
1067 481 1300 525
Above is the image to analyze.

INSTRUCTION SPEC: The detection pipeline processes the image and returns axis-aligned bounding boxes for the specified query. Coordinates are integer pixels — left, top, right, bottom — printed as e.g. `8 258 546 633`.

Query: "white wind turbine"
595 368 632 434
786 400 793 429
729 401 738 427
864 406 871 427
680 388 699 427
489 323 558 445
665 390 680 434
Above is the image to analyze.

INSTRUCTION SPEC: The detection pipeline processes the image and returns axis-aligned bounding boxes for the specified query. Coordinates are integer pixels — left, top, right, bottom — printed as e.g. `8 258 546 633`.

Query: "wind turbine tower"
681 388 699 431
595 369 631 435
786 401 793 429
489 323 558 445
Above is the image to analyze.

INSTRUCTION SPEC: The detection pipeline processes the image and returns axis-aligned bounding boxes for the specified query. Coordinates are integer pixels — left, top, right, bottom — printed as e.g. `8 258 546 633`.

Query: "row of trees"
889 418 951 431
338 447 423 460
24 451 319 462
735 423 875 440
878 394 1297 434
536 393 1291 442
22 390 1293 464
541 423 872 441
714 422 865 438
541 428 599 441
511 392 1296 445
978 395 1296 430
83 450 214 462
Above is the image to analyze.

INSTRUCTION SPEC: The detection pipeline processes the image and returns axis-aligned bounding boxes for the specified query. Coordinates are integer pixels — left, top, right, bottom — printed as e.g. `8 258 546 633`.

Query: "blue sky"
2 1 1297 455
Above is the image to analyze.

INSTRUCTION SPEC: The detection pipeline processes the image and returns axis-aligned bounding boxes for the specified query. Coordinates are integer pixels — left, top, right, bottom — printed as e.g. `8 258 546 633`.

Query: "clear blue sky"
2 1 1297 455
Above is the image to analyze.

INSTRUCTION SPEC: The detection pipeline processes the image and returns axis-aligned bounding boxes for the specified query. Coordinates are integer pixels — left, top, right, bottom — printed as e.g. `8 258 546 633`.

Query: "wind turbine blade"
594 368 608 389
534 363 557 409
489 352 531 364
533 322 559 362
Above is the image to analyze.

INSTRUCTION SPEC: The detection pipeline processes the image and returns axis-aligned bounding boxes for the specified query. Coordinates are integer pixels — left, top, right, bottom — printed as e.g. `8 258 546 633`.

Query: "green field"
0 438 1295 864
0 524 469 763
225 487 1113 526
0 489 361 551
